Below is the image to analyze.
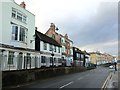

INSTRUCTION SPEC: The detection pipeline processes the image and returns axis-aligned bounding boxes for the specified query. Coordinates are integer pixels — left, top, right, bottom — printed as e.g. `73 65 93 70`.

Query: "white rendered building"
0 0 40 71
35 30 62 67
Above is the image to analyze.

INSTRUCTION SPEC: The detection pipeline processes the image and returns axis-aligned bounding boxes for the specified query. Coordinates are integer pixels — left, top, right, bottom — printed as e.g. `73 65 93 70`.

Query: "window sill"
11 40 27 45
11 17 27 25
7 65 15 67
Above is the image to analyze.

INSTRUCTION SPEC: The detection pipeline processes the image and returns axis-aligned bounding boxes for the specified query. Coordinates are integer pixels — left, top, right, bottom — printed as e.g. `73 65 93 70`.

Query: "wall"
0 47 41 71
90 54 97 64
2 67 87 88
1 1 35 49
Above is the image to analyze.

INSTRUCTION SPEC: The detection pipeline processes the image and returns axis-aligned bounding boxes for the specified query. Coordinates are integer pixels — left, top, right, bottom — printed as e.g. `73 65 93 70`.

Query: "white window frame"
11 23 28 43
11 24 18 41
8 51 14 65
49 44 52 51
43 42 47 50
58 47 60 53
12 9 17 18
12 8 27 23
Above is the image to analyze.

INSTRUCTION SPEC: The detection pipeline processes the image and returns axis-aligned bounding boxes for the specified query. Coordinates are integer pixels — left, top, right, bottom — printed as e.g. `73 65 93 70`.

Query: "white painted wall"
40 41 62 55
0 1 35 49
0 47 41 71
0 2 2 44
40 41 62 66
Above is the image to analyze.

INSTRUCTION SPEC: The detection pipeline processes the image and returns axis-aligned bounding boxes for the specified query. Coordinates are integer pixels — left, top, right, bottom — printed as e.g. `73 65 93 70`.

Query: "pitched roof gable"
36 30 61 47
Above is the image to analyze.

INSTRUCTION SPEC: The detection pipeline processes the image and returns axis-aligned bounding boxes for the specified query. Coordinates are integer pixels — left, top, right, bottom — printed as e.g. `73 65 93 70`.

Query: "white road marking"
59 81 73 89
78 77 83 80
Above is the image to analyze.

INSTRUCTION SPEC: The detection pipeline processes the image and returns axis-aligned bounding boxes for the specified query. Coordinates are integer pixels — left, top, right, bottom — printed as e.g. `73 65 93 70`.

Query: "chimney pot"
20 1 26 9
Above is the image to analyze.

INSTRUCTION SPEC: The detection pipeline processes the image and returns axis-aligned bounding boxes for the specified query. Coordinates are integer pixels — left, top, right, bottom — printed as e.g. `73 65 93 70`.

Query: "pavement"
107 69 119 90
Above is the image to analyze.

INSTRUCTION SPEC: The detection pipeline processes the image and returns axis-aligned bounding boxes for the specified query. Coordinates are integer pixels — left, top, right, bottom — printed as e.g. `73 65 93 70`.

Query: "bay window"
12 25 18 40
11 23 27 43
19 27 25 42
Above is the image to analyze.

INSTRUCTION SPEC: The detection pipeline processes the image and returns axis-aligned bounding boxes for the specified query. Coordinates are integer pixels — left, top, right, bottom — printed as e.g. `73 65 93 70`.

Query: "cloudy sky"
14 0 118 56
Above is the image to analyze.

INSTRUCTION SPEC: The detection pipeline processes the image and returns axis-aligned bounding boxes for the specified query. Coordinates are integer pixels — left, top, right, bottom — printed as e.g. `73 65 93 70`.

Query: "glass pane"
19 27 25 42
12 9 16 18
8 51 14 65
12 25 18 40
23 16 27 23
17 12 22 21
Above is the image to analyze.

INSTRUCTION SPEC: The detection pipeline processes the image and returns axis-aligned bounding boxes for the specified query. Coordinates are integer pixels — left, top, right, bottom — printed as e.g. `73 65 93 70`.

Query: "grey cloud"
58 2 118 48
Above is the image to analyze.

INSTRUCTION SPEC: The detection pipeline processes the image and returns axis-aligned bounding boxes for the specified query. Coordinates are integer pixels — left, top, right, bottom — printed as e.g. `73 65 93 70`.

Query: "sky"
14 0 118 56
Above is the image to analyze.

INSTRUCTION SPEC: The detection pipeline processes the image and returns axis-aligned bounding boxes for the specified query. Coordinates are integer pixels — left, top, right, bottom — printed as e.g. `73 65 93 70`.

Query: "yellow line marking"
101 73 112 90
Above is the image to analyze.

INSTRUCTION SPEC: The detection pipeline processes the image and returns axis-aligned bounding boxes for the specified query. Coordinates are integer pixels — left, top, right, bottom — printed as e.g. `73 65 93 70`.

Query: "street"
20 66 110 89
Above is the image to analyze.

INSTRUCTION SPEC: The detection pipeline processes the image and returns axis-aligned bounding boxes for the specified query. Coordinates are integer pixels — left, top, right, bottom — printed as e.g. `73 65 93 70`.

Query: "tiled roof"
36 30 61 47
59 34 73 43
73 47 84 54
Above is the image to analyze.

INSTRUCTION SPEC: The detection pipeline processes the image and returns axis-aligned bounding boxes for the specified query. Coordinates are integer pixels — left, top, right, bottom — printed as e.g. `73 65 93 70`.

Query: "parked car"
109 65 114 69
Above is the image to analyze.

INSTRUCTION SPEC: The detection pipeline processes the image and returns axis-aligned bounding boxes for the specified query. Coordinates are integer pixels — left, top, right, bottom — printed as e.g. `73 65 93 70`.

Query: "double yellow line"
101 73 112 90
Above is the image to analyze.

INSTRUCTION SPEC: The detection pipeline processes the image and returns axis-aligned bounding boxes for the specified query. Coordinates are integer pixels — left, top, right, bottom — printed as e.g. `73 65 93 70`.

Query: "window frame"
11 23 28 43
12 9 17 18
58 47 60 53
41 56 46 63
12 24 18 41
19 26 26 42
54 46 56 52
49 44 52 51
8 51 14 65
43 42 47 50
12 8 27 24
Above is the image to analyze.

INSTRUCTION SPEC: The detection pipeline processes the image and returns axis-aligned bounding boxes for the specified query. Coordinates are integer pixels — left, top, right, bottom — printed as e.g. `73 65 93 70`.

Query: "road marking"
59 81 73 89
78 77 83 80
101 73 112 90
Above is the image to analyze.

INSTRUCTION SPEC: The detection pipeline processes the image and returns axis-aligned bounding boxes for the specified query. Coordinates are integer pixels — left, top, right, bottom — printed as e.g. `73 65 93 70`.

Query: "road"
20 66 110 89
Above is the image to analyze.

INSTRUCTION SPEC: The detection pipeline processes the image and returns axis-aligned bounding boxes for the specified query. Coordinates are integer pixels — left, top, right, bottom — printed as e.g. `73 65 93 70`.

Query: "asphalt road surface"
21 66 110 89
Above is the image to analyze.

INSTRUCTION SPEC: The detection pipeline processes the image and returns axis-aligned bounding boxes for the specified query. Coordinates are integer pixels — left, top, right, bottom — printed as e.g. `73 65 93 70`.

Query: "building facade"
45 23 73 66
90 51 114 65
0 0 40 71
73 47 90 67
35 30 62 67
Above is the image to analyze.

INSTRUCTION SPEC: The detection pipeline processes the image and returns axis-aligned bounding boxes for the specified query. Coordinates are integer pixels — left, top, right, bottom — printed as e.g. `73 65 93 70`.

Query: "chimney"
20 1 26 9
65 34 68 39
50 23 55 31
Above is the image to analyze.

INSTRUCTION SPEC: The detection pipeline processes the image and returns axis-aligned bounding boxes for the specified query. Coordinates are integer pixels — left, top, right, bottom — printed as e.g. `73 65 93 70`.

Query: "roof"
89 52 99 54
0 43 39 53
73 47 84 54
36 30 61 47
73 47 90 55
59 34 73 43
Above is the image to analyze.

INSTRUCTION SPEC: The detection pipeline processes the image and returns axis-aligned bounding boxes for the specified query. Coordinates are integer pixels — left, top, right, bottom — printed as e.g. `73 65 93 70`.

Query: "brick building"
45 23 73 66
